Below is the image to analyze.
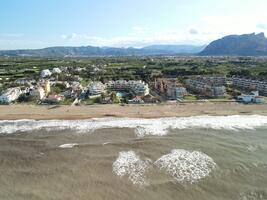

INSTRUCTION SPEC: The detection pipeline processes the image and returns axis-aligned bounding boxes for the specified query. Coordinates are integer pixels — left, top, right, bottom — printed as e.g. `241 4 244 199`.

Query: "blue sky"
1 0 267 49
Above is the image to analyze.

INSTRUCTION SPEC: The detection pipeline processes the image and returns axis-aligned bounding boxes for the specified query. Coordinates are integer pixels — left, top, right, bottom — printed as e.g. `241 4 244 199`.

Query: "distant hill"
200 32 267 56
142 45 205 54
0 45 205 57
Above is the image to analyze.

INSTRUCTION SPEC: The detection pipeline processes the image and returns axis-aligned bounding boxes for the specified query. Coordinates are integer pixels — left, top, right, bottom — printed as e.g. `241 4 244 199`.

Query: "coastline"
0 102 267 120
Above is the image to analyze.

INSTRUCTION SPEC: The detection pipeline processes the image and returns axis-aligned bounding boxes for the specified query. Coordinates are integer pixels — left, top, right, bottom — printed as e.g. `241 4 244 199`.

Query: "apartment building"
154 78 187 99
107 80 149 96
185 76 227 97
232 77 267 96
0 87 22 103
87 82 106 96
40 69 52 78
15 78 36 85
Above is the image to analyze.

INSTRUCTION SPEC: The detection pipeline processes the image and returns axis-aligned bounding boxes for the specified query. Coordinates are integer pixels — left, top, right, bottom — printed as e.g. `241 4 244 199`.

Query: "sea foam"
112 151 151 186
59 143 78 148
0 115 267 136
154 149 216 183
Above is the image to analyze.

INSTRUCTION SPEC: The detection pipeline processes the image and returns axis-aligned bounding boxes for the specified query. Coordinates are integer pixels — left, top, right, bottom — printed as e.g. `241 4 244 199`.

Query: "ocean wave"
154 149 216 183
112 151 151 186
0 115 267 136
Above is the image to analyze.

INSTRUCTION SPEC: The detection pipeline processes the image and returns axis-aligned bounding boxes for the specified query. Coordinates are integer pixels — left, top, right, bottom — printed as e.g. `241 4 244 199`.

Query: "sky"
1 0 267 49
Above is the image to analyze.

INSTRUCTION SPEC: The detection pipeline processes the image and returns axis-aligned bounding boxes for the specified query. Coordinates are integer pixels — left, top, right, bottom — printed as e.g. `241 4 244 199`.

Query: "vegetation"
1 56 266 88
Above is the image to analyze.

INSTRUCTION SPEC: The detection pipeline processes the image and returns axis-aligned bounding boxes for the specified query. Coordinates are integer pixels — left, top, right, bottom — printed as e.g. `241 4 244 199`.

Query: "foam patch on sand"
59 143 78 148
0 115 267 136
112 151 151 186
154 149 216 183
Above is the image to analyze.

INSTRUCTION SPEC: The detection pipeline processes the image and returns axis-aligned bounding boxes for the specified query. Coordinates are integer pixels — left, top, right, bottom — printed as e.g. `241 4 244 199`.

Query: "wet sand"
0 103 267 120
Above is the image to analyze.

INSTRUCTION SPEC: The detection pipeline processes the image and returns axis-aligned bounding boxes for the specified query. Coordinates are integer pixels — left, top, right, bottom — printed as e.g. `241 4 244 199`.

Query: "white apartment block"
107 80 149 96
0 87 22 103
87 82 106 96
40 69 52 78
52 68 62 74
15 78 36 85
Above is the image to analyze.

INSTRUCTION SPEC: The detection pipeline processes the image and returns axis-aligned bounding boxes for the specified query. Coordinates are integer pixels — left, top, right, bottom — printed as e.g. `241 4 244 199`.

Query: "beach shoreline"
0 102 267 120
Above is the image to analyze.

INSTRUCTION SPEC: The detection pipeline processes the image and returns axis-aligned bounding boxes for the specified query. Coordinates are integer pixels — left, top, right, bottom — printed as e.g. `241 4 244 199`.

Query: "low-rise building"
15 78 36 85
128 96 144 104
101 96 113 104
61 89 76 99
0 87 22 103
43 94 64 104
237 91 265 104
40 69 52 78
31 87 46 100
141 94 160 103
70 81 82 91
52 68 62 74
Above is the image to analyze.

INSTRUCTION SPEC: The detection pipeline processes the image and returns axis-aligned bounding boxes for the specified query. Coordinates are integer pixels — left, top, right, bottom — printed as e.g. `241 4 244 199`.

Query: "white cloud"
61 33 78 40
257 23 267 30
3 13 267 50
189 28 198 35
200 15 267 36
131 26 150 35
59 30 211 48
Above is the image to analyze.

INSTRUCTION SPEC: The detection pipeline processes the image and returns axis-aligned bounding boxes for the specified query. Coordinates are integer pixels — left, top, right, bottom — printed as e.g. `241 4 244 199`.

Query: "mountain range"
0 45 205 57
1 32 267 57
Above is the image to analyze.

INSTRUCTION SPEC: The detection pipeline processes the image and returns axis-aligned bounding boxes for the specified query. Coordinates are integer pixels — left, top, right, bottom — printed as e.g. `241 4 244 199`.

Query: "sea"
0 115 267 200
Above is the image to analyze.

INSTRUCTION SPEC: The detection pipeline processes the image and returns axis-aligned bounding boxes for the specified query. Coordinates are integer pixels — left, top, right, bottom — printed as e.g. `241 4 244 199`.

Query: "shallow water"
0 116 267 200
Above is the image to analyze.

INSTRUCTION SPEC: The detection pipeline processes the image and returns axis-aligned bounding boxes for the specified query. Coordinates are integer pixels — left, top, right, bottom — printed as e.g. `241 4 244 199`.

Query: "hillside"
200 33 267 56
0 45 204 57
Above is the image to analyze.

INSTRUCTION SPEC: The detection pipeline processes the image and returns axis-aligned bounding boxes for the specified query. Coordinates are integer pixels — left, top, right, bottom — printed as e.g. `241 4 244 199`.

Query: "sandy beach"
0 102 267 120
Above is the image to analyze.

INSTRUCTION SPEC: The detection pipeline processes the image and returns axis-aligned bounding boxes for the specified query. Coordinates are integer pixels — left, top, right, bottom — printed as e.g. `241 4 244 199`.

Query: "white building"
40 69 52 78
15 78 36 85
107 80 149 96
87 82 106 96
31 87 46 100
52 68 62 74
237 91 265 104
70 81 82 90
0 87 22 103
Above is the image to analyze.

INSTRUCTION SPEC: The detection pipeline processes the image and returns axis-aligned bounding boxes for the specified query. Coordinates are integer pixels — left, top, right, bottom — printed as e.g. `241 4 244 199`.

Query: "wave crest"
0 115 267 136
